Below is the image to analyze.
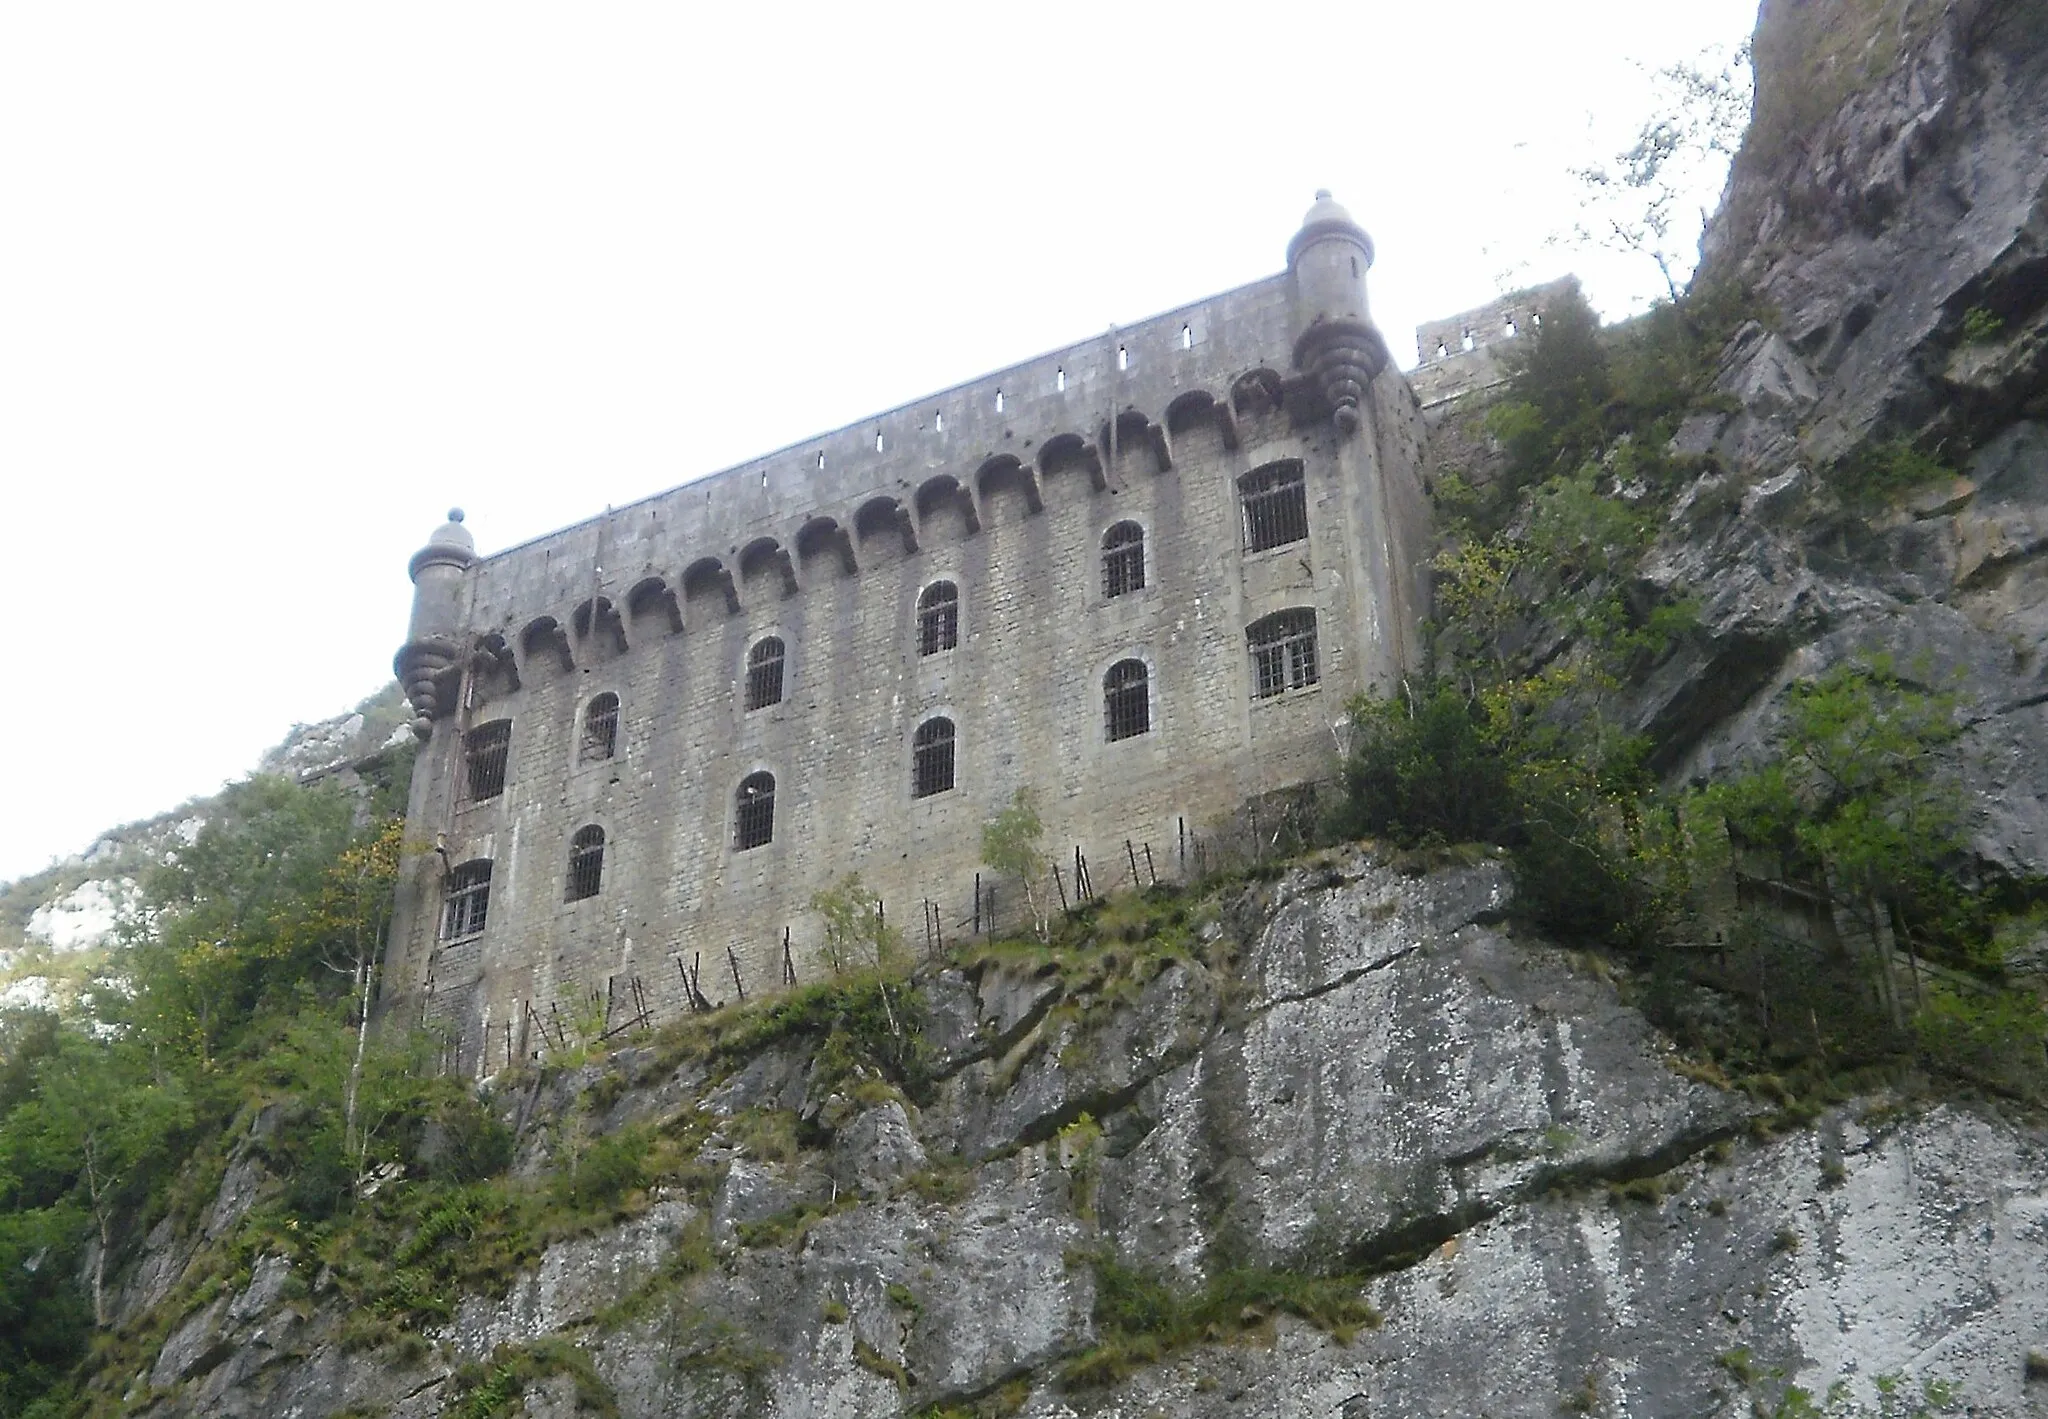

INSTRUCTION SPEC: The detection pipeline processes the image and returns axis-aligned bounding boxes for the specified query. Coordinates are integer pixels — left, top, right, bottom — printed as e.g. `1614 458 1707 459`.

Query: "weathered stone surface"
830 1101 927 1198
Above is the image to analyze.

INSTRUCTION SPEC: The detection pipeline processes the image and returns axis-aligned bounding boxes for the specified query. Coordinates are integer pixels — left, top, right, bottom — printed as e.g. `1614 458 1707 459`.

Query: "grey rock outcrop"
105 849 2048 1419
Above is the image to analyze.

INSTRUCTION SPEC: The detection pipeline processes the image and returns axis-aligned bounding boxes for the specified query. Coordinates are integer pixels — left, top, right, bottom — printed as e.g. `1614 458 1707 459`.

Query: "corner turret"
1287 190 1389 435
394 509 476 740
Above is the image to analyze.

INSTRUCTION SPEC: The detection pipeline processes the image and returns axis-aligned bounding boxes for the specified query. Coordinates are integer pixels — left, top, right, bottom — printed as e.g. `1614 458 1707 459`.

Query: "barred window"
1104 659 1151 741
918 581 959 656
745 637 785 711
565 826 605 901
735 772 776 851
912 717 956 798
1238 460 1309 553
441 860 492 941
1247 609 1320 699
580 694 619 763
1102 522 1146 599
463 720 512 801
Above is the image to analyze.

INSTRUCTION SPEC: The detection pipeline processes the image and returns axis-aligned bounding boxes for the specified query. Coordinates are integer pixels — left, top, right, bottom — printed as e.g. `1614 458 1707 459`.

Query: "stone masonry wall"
381 274 1431 1071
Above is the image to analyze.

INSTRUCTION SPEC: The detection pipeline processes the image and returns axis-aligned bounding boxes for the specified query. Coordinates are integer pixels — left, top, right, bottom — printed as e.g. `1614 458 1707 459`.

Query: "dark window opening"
581 694 619 763
442 860 492 941
912 717 956 798
1104 659 1151 741
565 826 605 901
463 720 512 801
735 772 775 851
1239 461 1309 553
1248 609 1320 699
746 637 786 710
918 582 959 655
1102 521 1146 598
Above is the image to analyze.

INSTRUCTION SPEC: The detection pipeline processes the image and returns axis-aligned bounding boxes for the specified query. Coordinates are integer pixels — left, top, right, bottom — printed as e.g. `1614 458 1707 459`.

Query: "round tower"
1287 190 1389 435
394 508 476 740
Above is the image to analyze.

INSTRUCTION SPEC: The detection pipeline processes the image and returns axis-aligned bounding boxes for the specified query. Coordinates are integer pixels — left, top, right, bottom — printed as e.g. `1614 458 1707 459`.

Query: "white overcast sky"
0 2 1757 883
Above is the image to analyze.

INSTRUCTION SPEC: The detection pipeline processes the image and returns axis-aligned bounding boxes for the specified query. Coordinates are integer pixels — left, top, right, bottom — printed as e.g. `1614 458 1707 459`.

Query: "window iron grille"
918 582 959 655
580 694 619 763
735 772 776 851
913 717 956 798
1248 609 1319 699
745 637 785 711
442 860 492 941
1104 659 1151 741
1239 461 1309 553
565 826 605 901
1102 522 1146 599
463 721 512 801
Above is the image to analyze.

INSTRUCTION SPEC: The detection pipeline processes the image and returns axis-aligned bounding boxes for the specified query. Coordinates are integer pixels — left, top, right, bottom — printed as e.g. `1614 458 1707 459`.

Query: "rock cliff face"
110 850 2048 1418
1645 0 2048 882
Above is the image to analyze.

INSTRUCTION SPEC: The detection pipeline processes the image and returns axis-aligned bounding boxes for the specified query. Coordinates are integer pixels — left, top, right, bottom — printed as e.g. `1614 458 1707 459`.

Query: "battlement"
1407 276 1581 415
462 275 1306 637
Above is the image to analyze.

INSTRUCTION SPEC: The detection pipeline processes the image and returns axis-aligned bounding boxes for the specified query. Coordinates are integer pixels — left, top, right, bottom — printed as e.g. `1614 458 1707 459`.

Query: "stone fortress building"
382 193 1487 1068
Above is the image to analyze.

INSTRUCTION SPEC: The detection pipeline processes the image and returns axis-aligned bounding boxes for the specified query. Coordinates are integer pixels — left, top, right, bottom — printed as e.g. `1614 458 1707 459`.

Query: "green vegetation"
1062 1256 1380 1387
982 788 1052 940
810 873 903 974
1348 269 2048 1111
449 1336 619 1419
1961 306 2005 344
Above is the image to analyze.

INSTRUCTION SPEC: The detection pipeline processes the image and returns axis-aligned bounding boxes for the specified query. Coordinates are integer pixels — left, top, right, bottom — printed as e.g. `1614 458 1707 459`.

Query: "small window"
1104 659 1151 741
1247 609 1320 699
463 721 512 802
1102 522 1146 599
442 860 492 941
918 582 959 656
1239 461 1309 553
912 717 955 798
565 826 605 901
580 694 619 764
746 636 785 711
735 772 776 851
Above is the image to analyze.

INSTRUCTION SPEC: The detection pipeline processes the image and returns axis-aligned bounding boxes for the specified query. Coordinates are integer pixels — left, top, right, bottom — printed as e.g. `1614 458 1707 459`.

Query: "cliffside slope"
88 851 2048 1419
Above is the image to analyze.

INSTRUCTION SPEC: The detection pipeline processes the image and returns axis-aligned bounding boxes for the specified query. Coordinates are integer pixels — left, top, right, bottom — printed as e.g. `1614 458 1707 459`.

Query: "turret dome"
409 508 477 581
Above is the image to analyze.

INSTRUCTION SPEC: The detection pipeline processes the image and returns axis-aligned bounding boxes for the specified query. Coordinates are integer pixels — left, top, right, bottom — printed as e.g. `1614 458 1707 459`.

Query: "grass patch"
448 1336 619 1419
1061 1257 1380 1387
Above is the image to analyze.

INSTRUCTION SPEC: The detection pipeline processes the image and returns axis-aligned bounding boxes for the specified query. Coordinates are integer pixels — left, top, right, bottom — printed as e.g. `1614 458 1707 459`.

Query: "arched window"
1238 461 1309 553
735 772 776 851
917 581 959 656
1104 660 1151 741
746 637 785 711
912 717 956 798
1247 609 1320 699
1102 522 1146 599
565 826 605 901
463 720 512 802
441 860 492 941
580 693 619 763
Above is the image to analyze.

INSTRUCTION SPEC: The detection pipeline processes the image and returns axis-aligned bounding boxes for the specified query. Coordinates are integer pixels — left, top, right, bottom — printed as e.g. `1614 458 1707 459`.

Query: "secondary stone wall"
381 273 1431 1071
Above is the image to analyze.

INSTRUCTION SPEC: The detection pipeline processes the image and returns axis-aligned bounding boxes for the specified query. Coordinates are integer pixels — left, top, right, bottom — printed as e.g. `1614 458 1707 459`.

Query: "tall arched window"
565 826 605 901
1104 659 1151 740
745 637 785 710
912 717 956 798
917 582 959 656
580 693 619 763
735 772 776 850
1102 522 1145 598
1247 608 1320 699
442 860 493 941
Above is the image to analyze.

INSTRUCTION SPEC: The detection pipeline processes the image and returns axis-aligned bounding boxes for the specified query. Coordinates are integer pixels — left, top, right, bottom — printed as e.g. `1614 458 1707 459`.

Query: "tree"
982 789 1051 941
1570 44 1753 302
810 874 901 973
16 1035 189 1326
